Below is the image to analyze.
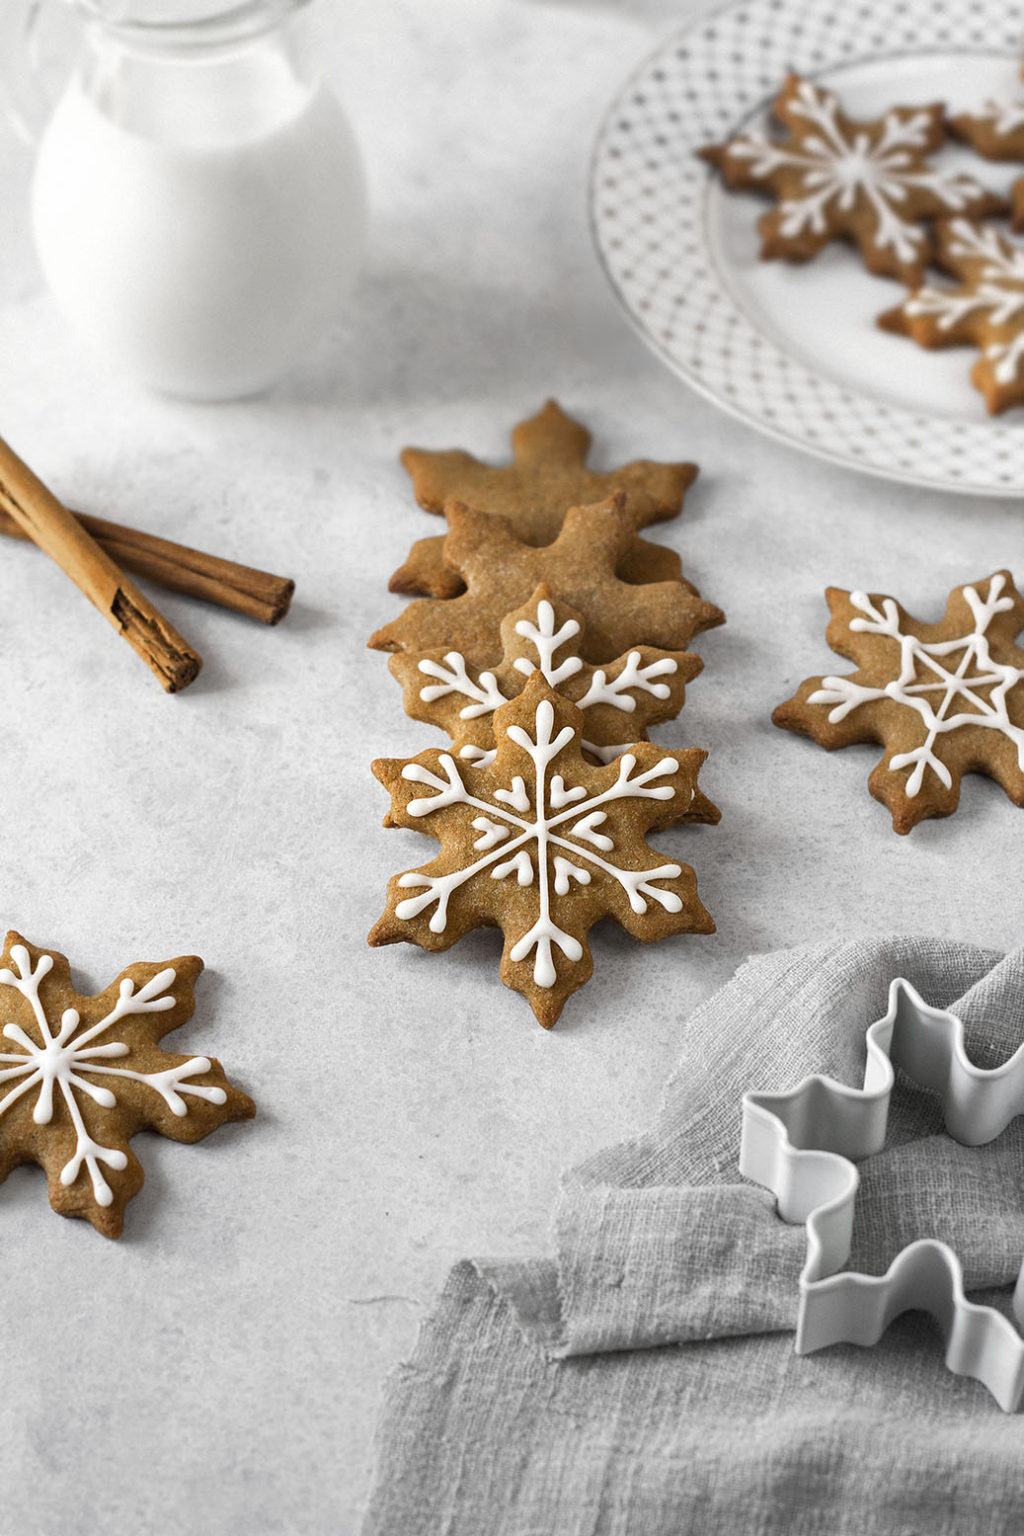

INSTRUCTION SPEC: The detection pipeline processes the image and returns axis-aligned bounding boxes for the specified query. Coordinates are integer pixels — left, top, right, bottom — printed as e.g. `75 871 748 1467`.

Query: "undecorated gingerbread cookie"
772 571 1024 834
369 494 723 669
369 672 718 1027
0 932 253 1236
701 74 1004 283
879 218 1024 413
392 400 696 598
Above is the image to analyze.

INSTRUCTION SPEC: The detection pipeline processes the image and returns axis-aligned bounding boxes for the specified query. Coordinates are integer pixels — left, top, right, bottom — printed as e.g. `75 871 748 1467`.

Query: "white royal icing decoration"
808 575 1024 797
417 597 677 762
394 697 686 988
968 97 1024 139
725 79 986 264
0 946 226 1206
417 652 505 719
903 220 1024 386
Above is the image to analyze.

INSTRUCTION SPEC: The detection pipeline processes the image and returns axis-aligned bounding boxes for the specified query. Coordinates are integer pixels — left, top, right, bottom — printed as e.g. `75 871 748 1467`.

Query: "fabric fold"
483 935 1021 1359
364 936 1024 1536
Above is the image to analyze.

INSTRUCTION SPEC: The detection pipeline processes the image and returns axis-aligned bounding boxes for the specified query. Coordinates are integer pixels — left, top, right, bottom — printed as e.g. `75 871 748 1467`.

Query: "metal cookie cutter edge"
740 978 1024 1412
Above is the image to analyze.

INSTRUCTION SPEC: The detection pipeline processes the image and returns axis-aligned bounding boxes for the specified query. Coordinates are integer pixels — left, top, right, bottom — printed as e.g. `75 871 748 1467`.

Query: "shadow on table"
272 255 646 418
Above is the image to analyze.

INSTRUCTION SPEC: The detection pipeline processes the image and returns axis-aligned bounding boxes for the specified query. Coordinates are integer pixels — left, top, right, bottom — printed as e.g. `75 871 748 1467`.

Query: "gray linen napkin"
363 936 1024 1535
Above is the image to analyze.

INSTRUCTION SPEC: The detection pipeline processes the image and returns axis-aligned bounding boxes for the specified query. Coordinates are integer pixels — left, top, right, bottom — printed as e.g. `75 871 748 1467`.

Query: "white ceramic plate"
589 0 1024 495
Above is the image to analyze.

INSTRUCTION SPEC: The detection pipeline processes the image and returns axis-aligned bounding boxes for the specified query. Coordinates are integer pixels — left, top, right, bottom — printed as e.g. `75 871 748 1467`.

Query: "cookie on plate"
879 218 1024 413
772 572 1024 833
701 74 1005 283
948 86 1024 228
392 400 696 598
370 672 718 1027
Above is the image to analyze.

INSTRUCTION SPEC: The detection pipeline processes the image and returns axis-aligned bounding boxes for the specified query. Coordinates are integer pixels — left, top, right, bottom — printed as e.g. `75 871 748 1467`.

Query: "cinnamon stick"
0 506 294 626
0 436 201 693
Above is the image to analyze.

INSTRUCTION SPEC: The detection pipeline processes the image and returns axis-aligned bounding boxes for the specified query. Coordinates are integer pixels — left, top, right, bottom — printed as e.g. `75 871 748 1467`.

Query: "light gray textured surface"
0 2 1022 1532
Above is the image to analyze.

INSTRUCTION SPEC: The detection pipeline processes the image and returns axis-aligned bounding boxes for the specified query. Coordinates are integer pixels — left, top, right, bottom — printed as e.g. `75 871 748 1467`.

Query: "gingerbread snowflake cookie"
370 673 717 1027
879 219 1024 413
0 933 253 1236
773 572 1024 834
701 74 1004 283
370 494 723 670
948 85 1024 229
949 92 1024 160
392 400 696 598
388 584 702 766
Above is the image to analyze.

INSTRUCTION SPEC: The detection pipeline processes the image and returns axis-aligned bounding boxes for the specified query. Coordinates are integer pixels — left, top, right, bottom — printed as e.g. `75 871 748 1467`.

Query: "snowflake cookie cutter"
740 979 1024 1411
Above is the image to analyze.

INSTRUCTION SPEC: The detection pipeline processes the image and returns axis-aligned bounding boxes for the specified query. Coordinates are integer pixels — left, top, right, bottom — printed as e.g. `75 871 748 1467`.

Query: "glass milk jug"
9 0 368 399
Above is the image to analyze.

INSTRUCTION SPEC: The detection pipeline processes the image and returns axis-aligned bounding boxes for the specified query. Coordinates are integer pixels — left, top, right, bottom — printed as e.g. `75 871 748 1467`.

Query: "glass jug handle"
0 0 62 145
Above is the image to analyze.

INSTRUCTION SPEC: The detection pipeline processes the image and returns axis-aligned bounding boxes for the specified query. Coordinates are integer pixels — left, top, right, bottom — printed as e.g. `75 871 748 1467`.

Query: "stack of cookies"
367 402 724 1027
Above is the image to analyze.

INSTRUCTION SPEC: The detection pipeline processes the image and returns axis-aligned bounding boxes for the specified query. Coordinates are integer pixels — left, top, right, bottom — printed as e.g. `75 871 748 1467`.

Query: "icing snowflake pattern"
704 76 1000 279
809 575 1024 796
972 99 1024 139
0 946 226 1206
738 90 933 258
950 94 1024 151
396 697 685 984
0 934 254 1235
416 595 679 766
371 675 718 1025
899 220 1024 387
947 91 1024 241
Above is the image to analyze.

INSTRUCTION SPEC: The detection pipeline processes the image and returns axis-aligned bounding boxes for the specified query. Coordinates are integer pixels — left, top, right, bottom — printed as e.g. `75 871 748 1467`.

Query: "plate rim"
587 0 1024 499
